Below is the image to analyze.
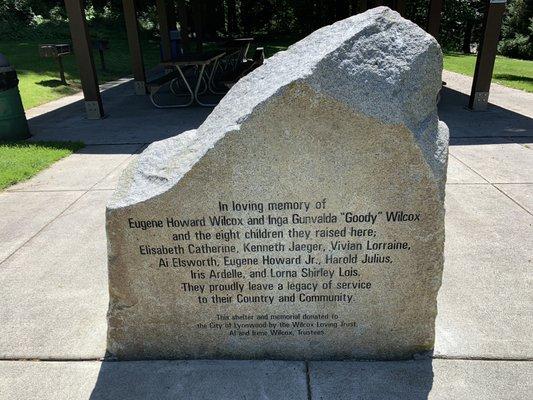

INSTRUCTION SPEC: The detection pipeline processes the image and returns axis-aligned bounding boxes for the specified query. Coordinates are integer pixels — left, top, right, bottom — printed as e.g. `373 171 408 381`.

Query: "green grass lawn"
261 38 301 58
0 38 161 110
443 52 533 92
0 141 84 190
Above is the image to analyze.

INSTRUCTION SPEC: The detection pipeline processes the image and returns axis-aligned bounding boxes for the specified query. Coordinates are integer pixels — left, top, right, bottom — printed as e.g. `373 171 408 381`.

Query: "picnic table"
148 39 256 109
156 50 226 107
225 38 254 61
219 38 254 75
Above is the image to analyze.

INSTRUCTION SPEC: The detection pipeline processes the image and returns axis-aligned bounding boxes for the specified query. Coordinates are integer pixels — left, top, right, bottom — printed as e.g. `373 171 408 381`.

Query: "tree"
499 0 533 59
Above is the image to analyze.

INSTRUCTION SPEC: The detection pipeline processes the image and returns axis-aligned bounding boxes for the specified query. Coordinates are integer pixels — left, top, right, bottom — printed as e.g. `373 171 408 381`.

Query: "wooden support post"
469 0 507 110
123 0 146 95
64 0 104 119
156 0 172 61
427 0 443 39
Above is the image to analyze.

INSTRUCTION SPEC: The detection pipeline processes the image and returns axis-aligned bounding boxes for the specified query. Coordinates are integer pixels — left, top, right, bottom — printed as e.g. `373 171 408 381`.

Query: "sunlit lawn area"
443 52 533 92
262 38 300 58
0 38 161 110
0 141 84 190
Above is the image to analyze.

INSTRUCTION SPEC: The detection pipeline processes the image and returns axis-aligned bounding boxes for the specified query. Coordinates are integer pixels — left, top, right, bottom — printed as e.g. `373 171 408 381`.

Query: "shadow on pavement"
28 79 212 147
88 359 434 399
26 80 532 152
89 359 309 400
309 359 434 399
439 87 533 145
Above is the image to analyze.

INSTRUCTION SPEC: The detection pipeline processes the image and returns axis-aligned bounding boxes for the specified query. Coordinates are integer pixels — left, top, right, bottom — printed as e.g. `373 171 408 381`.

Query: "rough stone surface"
106 7 448 360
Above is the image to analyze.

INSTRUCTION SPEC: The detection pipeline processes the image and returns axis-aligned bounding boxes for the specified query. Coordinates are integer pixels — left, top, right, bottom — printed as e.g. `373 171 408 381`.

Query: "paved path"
0 75 532 399
26 77 212 145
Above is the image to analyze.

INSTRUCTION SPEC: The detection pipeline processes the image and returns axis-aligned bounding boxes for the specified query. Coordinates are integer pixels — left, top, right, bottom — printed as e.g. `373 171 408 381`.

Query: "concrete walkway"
26 77 212 145
0 74 532 399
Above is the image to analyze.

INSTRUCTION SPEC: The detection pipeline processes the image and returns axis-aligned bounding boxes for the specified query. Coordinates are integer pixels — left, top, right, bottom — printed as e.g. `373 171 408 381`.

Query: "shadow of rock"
88 360 308 400
88 358 434 399
309 359 434 399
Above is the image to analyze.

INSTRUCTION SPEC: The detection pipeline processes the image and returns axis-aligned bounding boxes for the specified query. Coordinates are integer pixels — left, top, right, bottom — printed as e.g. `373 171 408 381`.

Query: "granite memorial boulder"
106 7 449 360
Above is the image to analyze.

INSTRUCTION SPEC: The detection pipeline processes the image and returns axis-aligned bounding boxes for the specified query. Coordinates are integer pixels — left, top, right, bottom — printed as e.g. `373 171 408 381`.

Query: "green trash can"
0 53 30 140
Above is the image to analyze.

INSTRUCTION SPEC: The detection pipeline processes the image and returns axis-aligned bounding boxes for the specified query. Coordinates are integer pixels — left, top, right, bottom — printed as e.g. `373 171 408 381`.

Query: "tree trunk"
335 0 350 19
463 19 474 54
227 0 238 35
357 0 368 13
167 0 177 31
204 0 223 39
191 0 204 51
176 0 190 50
240 0 254 35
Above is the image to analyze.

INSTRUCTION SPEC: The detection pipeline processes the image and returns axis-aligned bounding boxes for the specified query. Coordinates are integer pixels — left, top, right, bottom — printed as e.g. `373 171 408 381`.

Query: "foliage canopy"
0 0 531 59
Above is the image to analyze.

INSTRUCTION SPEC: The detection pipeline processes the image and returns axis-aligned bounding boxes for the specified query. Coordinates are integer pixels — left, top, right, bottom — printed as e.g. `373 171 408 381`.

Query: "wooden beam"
123 0 146 95
64 0 104 119
427 0 443 39
156 0 172 61
469 0 507 110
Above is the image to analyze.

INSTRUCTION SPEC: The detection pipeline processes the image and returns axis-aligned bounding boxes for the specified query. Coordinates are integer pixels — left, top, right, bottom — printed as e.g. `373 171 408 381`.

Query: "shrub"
498 33 533 60
499 0 533 60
